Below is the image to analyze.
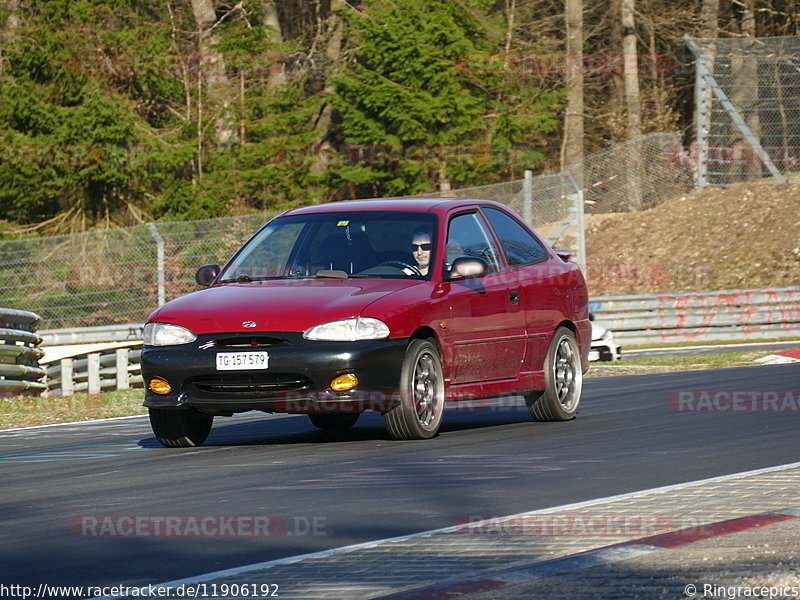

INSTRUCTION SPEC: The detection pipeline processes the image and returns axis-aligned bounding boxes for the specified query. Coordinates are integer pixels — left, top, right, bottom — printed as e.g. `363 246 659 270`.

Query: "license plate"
216 351 269 371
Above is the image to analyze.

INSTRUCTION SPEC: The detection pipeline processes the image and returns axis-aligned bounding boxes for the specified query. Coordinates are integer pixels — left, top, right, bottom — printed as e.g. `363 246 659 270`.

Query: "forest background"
0 0 797 236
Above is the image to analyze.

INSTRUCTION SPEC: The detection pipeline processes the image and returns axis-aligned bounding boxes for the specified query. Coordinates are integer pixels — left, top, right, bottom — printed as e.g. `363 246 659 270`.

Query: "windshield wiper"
217 274 252 284
315 269 349 279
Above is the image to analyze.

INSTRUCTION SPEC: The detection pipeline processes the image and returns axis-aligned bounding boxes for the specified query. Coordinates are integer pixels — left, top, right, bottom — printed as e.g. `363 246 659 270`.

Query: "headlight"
303 317 390 341
143 322 197 346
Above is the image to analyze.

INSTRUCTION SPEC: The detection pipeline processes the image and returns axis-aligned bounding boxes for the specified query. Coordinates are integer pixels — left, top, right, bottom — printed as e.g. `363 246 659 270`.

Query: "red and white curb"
375 507 800 600
755 349 800 365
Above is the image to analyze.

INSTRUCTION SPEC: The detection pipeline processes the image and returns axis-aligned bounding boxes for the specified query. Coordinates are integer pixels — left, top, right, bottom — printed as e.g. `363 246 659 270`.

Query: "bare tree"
263 0 287 89
562 0 584 179
0 0 20 77
189 0 239 176
621 0 642 139
311 0 346 176
621 0 643 209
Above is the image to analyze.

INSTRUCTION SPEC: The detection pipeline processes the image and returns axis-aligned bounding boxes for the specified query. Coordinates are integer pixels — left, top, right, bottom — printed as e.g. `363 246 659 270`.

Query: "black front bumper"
141 332 408 414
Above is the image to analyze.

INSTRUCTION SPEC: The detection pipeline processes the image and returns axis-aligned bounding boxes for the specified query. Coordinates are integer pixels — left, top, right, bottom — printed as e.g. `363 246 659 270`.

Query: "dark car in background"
141 199 591 446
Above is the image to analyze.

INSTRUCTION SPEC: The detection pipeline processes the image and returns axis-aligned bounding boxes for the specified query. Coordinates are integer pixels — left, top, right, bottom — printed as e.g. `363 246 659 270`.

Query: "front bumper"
141 332 408 414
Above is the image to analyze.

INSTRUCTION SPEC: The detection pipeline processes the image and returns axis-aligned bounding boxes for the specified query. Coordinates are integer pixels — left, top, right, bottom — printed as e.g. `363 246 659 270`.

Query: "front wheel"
525 326 583 421
149 407 213 447
383 339 445 440
308 413 360 430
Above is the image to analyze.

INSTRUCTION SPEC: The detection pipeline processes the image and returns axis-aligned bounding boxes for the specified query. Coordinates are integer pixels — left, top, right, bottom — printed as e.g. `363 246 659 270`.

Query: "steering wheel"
377 260 422 276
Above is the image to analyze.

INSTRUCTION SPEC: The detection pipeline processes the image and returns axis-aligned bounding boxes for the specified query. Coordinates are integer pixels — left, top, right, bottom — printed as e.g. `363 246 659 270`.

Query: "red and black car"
142 199 591 447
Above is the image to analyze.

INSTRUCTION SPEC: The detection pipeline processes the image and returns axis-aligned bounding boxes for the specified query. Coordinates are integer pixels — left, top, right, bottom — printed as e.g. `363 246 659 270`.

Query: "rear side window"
482 207 549 267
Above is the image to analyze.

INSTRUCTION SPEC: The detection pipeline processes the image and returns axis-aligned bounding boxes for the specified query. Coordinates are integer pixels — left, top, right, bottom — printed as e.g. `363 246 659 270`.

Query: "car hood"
148 278 423 334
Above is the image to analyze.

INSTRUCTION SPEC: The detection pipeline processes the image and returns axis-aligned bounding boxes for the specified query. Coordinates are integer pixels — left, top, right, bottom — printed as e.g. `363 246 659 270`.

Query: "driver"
410 227 433 276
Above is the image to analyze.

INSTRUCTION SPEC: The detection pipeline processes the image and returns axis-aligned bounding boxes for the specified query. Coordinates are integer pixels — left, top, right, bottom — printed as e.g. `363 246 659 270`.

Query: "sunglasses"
411 243 432 251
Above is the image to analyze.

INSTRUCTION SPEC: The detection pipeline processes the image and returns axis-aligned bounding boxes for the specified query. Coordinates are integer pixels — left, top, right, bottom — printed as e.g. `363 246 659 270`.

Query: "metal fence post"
687 35 710 189
523 170 533 224
146 223 166 307
565 171 585 267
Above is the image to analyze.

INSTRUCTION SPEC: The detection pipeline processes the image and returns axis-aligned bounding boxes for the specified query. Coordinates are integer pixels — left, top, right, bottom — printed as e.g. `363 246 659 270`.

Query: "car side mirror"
195 264 220 286
555 250 572 262
448 256 489 281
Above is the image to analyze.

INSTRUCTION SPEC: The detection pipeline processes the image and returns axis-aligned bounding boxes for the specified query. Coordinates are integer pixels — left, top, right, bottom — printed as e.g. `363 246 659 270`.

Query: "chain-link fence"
569 132 692 212
415 171 585 264
0 214 271 329
686 35 800 187
0 132 690 330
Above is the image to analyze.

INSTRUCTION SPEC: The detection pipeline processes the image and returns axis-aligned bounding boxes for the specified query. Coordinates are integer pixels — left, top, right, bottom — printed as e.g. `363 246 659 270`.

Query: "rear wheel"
383 339 444 440
525 326 583 421
308 413 360 430
149 407 213 448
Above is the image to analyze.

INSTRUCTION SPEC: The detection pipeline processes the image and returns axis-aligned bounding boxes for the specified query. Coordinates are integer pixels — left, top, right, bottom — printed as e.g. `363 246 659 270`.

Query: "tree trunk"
699 0 719 38
0 0 20 77
190 0 239 152
311 0 345 176
621 0 641 139
621 0 642 210
741 0 761 180
562 0 584 183
263 1 287 89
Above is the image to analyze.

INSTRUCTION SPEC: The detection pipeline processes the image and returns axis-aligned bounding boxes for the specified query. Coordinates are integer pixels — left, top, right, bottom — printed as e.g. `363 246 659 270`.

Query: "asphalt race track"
1 364 798 592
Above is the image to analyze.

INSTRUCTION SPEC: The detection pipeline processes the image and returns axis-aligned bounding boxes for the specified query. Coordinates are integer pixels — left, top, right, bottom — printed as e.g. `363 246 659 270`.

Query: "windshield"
218 211 438 281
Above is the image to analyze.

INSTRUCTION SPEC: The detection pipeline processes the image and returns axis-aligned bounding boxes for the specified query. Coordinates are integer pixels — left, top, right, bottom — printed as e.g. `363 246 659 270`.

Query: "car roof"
281 197 510 216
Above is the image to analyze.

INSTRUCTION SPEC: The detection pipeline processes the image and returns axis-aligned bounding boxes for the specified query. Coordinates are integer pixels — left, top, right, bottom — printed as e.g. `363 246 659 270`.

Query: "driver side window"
446 213 501 273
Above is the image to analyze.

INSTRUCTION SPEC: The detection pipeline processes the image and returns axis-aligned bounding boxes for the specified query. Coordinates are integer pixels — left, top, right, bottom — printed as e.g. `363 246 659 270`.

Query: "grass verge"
0 388 146 430
585 350 767 377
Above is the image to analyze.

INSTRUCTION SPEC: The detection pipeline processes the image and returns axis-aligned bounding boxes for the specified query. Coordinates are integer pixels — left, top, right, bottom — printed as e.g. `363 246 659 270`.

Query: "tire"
383 339 445 440
525 326 583 421
149 407 213 448
308 413 360 430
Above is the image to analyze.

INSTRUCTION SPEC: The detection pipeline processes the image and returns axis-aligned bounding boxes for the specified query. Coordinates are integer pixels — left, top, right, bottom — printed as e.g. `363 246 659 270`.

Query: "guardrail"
0 308 47 396
44 344 143 396
590 286 800 346
32 285 800 395
39 325 144 347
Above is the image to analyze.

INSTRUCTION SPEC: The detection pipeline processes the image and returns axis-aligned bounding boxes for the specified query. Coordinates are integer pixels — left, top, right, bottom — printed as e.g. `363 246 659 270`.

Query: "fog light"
330 373 358 392
148 376 172 395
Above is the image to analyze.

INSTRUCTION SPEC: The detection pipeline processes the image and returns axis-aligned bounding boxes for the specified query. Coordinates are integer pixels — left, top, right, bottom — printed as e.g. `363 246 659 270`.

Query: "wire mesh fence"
569 132 692 212
0 132 691 330
686 35 800 187
0 214 271 329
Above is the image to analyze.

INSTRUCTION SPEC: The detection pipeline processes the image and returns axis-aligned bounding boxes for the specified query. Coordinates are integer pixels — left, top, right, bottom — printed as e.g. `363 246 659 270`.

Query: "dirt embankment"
583 175 800 296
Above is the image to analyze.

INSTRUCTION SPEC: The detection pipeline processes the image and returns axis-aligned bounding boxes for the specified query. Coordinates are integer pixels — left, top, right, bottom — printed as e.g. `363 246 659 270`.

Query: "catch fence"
0 132 689 330
686 35 800 187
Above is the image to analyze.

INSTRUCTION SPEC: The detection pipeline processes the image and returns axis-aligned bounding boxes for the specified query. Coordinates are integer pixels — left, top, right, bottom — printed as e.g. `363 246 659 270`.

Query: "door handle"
509 290 520 305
